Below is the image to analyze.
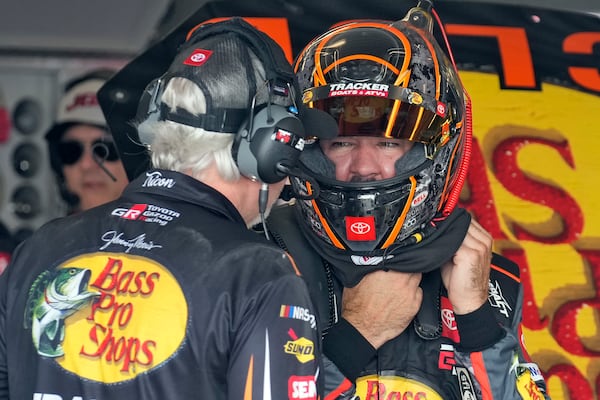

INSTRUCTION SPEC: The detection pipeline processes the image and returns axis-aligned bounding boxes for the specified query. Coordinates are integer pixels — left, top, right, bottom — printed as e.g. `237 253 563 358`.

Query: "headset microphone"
258 182 270 239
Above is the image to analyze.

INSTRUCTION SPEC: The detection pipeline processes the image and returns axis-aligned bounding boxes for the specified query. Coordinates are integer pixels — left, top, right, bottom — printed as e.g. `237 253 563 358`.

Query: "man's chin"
79 193 111 211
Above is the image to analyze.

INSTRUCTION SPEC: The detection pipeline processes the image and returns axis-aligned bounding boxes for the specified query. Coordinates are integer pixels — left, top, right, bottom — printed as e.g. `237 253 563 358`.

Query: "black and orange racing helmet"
290 3 471 260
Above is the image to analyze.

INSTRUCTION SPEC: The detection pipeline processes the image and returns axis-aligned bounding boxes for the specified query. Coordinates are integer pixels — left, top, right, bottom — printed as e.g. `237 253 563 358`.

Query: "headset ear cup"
233 105 305 184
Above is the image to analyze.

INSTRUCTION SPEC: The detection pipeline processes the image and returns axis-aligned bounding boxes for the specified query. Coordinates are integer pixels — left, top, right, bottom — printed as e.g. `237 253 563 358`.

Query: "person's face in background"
59 125 128 211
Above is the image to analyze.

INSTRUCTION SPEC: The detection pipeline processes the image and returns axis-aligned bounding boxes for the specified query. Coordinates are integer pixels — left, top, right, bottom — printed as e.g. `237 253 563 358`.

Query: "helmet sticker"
345 216 376 241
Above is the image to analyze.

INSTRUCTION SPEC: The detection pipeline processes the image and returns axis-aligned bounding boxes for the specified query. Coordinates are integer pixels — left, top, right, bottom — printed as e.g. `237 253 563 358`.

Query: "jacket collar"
124 169 245 225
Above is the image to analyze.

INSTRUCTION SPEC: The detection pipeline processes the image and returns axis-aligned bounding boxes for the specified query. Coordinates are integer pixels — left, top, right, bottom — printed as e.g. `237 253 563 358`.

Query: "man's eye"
330 141 352 148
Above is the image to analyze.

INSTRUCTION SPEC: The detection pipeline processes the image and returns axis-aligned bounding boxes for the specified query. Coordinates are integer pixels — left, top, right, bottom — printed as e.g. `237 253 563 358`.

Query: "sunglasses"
57 139 120 165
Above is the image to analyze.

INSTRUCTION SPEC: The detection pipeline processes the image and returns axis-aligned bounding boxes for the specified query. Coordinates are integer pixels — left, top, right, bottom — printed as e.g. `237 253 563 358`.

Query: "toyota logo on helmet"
350 222 371 235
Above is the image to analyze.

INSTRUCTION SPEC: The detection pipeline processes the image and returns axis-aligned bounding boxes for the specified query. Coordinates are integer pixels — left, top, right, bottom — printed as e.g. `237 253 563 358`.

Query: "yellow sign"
460 71 600 400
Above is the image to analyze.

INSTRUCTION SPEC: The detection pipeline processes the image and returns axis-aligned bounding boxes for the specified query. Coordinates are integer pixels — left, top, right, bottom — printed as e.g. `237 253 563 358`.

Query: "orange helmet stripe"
312 21 413 89
382 175 417 248
322 54 401 76
307 182 346 249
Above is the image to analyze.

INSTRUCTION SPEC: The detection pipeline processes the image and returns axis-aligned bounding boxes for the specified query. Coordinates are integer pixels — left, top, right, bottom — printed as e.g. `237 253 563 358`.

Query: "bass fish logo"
24 253 188 384
24 267 100 357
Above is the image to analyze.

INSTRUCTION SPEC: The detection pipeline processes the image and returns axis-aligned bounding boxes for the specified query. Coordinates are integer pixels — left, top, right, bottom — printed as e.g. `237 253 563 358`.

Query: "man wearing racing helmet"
266 1 551 399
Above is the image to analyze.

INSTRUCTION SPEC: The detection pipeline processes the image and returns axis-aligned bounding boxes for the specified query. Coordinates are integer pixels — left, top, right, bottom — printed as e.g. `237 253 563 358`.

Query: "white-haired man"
0 18 321 399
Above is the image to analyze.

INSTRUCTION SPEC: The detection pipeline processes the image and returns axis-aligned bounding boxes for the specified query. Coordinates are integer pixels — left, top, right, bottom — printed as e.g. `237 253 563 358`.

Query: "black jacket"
266 204 550 400
0 169 320 400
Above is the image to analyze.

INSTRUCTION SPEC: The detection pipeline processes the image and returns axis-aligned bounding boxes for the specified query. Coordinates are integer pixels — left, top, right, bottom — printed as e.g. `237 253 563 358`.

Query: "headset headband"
139 17 299 133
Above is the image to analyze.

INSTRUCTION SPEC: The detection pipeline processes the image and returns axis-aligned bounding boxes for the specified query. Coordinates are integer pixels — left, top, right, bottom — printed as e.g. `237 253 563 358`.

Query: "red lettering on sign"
500 248 547 331
460 137 507 239
492 136 583 244
552 250 600 356
545 363 593 400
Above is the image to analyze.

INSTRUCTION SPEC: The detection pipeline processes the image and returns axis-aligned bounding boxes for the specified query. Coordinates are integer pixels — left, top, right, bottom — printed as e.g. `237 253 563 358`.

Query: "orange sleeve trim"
324 378 353 400
243 356 254 400
470 352 493 400
285 253 302 276
491 264 521 283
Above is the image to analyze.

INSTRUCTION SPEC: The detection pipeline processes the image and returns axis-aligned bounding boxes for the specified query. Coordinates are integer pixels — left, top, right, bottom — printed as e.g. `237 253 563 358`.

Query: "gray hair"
136 45 290 182
137 77 241 181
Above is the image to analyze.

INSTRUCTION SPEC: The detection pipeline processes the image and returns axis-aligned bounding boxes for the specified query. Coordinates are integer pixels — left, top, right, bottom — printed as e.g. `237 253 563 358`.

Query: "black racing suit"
0 169 321 400
266 204 550 400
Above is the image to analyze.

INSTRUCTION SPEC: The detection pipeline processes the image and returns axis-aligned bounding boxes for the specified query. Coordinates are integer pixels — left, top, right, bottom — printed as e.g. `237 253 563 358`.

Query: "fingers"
342 270 423 348
443 219 492 315
466 219 493 250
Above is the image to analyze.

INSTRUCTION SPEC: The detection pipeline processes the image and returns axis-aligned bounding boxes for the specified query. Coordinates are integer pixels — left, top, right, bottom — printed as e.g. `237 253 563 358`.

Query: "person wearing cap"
0 18 321 399
265 2 550 399
45 69 128 214
0 221 15 275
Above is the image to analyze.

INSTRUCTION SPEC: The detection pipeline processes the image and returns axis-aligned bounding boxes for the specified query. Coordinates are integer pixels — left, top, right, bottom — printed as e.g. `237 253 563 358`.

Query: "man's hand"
441 219 493 315
342 270 423 349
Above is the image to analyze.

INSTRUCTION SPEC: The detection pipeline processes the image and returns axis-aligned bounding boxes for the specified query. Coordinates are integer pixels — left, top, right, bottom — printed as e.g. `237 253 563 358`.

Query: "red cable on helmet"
431 7 473 217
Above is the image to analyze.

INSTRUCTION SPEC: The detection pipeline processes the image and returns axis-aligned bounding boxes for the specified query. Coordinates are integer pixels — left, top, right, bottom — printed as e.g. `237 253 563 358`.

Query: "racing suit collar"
298 207 472 287
125 169 246 226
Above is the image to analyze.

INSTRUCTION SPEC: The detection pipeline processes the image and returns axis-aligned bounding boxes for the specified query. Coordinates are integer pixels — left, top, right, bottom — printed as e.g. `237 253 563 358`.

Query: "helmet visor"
305 85 451 146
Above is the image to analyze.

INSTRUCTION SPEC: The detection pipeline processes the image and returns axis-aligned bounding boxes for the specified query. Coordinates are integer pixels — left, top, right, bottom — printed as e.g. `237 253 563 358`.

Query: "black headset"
231 80 306 184
136 17 306 184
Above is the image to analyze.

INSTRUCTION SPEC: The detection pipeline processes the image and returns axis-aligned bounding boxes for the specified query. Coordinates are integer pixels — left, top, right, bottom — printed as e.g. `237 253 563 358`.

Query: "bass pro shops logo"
24 252 187 383
356 375 443 400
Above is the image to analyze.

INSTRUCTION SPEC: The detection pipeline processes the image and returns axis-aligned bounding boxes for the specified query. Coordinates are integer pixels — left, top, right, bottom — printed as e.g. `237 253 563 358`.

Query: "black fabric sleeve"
322 318 376 381
455 301 506 352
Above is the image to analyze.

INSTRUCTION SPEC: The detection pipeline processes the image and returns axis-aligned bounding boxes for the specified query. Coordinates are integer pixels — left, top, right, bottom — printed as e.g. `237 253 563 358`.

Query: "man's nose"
77 147 98 169
349 146 381 180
